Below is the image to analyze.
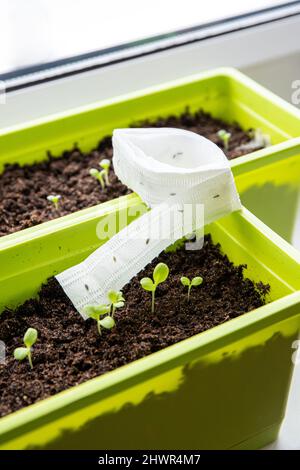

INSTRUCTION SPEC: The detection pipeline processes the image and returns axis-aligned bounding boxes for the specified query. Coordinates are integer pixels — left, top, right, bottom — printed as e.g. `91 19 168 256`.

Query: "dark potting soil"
0 235 269 418
0 109 257 237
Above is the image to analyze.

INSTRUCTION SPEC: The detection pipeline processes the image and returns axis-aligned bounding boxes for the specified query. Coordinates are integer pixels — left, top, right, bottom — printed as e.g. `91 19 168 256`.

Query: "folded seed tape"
56 128 241 317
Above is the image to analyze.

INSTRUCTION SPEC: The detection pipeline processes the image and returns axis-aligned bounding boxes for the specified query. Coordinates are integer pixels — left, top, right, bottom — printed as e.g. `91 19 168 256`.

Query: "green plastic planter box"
232 137 300 249
1 67 300 245
1 68 300 449
0 205 300 450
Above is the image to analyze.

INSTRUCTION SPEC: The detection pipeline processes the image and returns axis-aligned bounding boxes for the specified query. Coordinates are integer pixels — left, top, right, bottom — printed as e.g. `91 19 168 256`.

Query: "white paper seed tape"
56 128 241 317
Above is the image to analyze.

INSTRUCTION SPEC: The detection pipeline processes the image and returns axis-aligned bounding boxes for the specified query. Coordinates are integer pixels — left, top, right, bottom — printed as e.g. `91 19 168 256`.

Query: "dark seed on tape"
172 152 183 159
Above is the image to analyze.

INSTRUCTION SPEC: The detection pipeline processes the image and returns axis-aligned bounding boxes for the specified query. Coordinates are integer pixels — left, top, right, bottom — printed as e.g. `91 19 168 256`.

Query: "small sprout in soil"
99 159 111 186
217 129 231 151
13 327 38 369
83 304 115 336
107 290 125 318
47 194 61 210
140 262 169 313
181 276 203 302
89 168 105 190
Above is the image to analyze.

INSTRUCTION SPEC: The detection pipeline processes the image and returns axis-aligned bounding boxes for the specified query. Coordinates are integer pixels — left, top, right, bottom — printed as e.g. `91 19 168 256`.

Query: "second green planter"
0 206 300 450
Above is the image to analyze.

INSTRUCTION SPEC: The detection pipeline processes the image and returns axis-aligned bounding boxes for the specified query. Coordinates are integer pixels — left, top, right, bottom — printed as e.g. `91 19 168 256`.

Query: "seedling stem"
140 262 169 313
181 276 203 302
217 129 231 151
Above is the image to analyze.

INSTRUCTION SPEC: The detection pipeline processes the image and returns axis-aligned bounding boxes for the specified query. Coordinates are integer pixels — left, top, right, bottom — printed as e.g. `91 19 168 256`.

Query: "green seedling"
181 276 203 302
89 168 105 190
140 262 169 313
217 129 231 151
14 328 38 369
99 159 111 186
47 194 61 210
83 304 115 336
107 290 125 318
